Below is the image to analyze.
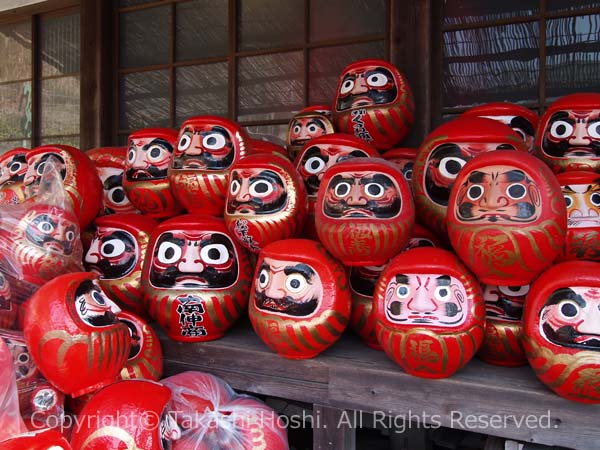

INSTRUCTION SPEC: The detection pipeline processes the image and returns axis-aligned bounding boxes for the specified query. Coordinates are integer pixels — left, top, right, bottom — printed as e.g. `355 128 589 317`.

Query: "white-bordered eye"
434 285 451 301
439 157 466 179
9 162 22 174
203 132 227 150
127 146 136 163
147 145 165 162
286 273 307 293
36 162 46 176
157 241 182 264
307 122 322 134
178 131 193 151
91 289 107 306
304 156 326 175
249 179 274 197
101 239 126 258
506 183 527 200
292 123 302 135
340 79 354 95
550 120 574 139
65 230 76 242
467 185 484 201
395 284 410 298
17 352 29 364
498 285 530 297
200 243 229 265
230 179 241 196
334 182 351 198
558 300 579 318
108 186 128 205
563 195 573 208
366 72 389 87
591 191 600 207
588 121 600 139
365 182 385 199
257 268 269 289
37 219 54 234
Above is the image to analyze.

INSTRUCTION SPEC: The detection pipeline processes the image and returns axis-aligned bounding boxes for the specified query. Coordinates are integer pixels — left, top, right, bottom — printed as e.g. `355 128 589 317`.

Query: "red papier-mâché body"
0 147 29 206
117 311 163 382
286 105 335 161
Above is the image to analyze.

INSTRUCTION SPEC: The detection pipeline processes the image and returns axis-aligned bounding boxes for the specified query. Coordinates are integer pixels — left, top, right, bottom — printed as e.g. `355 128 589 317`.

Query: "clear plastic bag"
162 371 289 450
0 335 27 440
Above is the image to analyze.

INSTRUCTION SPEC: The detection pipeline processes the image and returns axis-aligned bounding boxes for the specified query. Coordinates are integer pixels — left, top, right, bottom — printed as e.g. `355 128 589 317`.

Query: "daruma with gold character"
22 272 131 397
523 261 600 403
333 58 414 150
315 158 414 266
143 215 252 342
447 150 567 286
169 115 253 216
249 239 351 359
225 153 308 253
373 247 485 378
122 128 182 219
117 311 162 382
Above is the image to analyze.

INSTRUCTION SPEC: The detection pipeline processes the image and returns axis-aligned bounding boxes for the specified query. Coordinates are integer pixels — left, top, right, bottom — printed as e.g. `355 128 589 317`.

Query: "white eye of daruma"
147 145 165 162
550 120 574 139
9 162 22 174
101 239 126 258
439 157 466 179
366 72 389 87
286 273 307 293
588 121 600 139
200 244 229 265
334 182 351 198
230 179 241 195
257 268 269 289
467 185 484 201
434 286 451 301
340 79 354 95
178 131 193 151
498 285 530 297
506 183 527 200
365 182 385 199
127 147 136 163
202 133 227 150
37 220 54 234
304 156 326 175
395 284 410 298
249 180 274 197
157 241 182 264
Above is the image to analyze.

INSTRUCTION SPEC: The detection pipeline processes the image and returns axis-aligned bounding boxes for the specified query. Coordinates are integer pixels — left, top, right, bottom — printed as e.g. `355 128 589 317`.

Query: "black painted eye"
550 120 573 139
365 183 385 199
9 162 22 174
109 186 127 205
18 352 29 364
178 130 193 151
203 132 226 150
304 156 326 175
307 123 321 134
127 147 136 163
258 268 269 289
249 180 274 197
496 144 515 150
37 220 54 234
36 162 46 176
507 183 526 200
334 182 351 198
559 301 579 318
65 230 76 242
366 72 389 87
396 284 410 298
498 285 530 296
467 185 484 201
147 145 164 161
564 195 573 208
588 122 600 139
435 286 451 301
157 241 182 264
439 157 466 179
200 244 229 265
340 79 354 95
286 274 307 293
92 290 107 306
591 192 600 207
230 179 241 195
292 124 302 135
101 238 126 258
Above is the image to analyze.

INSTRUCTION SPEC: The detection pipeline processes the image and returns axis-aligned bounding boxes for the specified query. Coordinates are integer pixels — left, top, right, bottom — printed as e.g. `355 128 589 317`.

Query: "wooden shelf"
158 319 598 450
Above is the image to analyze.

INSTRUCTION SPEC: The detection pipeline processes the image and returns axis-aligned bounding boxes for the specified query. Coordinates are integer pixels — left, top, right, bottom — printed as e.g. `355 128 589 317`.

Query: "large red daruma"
315 158 414 266
412 116 527 238
447 150 567 286
249 239 351 359
523 261 600 403
225 153 308 253
169 116 253 216
143 215 252 342
556 171 600 261
122 128 183 219
373 247 485 378
333 59 414 150
22 272 130 397
535 92 600 173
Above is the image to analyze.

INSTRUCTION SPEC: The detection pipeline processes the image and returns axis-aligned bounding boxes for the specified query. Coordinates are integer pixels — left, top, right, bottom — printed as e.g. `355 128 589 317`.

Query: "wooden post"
312 405 356 450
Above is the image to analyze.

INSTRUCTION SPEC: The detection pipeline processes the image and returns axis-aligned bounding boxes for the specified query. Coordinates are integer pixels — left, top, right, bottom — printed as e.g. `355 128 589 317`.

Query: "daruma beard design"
85 227 137 280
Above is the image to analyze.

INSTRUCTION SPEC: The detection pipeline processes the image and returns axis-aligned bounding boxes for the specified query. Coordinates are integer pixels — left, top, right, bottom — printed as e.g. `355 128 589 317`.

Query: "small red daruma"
523 261 600 403
117 311 163 382
315 158 414 266
249 239 351 359
446 150 567 286
373 247 485 378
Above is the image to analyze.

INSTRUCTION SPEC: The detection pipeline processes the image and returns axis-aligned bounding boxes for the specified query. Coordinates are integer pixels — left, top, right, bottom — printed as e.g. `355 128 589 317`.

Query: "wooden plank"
312 405 356 450
329 360 598 450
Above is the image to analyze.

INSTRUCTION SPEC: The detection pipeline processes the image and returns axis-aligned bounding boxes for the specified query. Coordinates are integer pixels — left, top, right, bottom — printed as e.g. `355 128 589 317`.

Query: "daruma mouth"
351 97 375 108
175 276 208 286
341 208 373 218
564 147 596 158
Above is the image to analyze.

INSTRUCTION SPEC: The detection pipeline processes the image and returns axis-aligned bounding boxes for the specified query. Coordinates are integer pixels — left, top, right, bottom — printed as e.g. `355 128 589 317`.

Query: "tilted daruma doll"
333 58 414 150
224 153 307 253
462 102 539 154
23 145 102 229
287 105 335 161
169 116 253 215
143 215 252 342
412 117 527 238
557 171 600 261
122 128 182 218
0 147 28 205
249 239 351 359
523 261 600 403
478 284 529 366
84 213 157 317
70 380 181 449
535 92 600 173
373 247 485 378
22 272 131 397
447 150 567 286
118 311 162 382
87 146 141 215
295 132 379 238
315 158 414 266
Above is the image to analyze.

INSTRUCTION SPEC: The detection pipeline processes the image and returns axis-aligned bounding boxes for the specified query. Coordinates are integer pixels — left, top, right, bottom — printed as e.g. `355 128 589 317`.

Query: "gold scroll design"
80 426 143 450
169 170 227 207
479 320 524 362
126 179 174 214
522 335 600 401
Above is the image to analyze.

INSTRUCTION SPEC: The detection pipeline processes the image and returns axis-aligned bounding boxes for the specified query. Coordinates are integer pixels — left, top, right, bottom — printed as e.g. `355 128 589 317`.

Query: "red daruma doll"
22 272 130 397
557 171 600 261
333 58 414 150
447 150 567 286
143 215 252 342
373 248 485 378
169 116 253 215
535 92 600 173
315 158 414 266
118 311 162 382
523 261 600 403
286 105 335 161
249 239 351 359
0 147 28 205
122 128 182 219
224 153 307 253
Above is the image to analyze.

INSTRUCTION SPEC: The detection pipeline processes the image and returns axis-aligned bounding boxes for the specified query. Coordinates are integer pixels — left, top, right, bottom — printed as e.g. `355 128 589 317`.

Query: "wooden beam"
0 0 78 20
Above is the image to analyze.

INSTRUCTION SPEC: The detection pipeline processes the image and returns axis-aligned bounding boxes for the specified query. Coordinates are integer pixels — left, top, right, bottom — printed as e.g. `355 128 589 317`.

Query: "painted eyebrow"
259 262 270 273
307 119 326 131
250 170 283 186
436 275 451 286
502 170 526 182
549 111 572 123
545 288 587 307
395 274 409 284
284 263 315 280
359 173 394 186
